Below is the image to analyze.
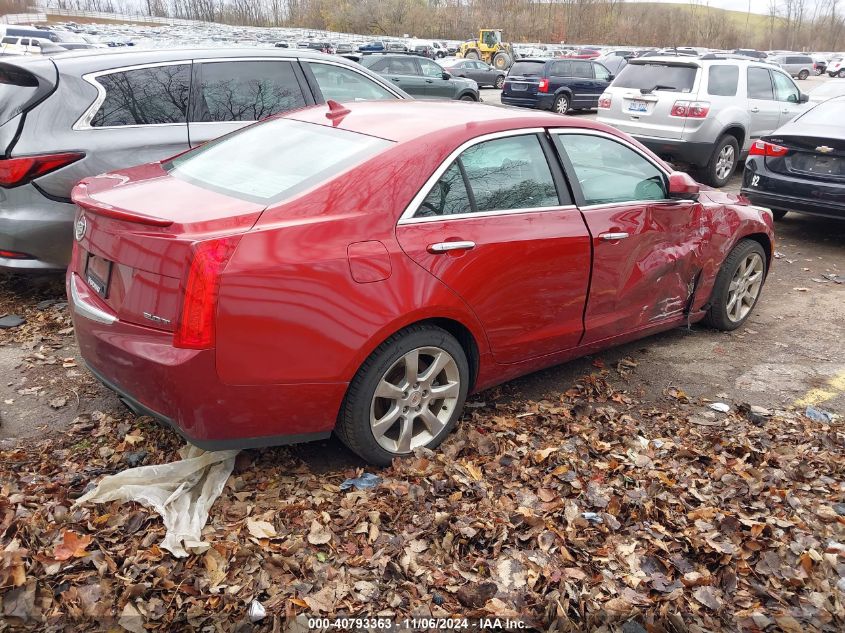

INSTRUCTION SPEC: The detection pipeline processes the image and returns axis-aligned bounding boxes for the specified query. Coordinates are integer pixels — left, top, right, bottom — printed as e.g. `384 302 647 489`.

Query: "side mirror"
442 72 451 80
799 91 809 103
607 74 615 81
668 171 700 199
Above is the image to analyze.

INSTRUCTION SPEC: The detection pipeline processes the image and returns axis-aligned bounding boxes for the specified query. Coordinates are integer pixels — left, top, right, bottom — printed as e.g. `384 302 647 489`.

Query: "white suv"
597 55 809 186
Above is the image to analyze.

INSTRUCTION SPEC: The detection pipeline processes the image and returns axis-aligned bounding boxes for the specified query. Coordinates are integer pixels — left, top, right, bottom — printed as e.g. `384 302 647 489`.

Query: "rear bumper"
742 158 845 219
501 94 549 109
0 184 75 271
632 135 715 168
68 272 343 449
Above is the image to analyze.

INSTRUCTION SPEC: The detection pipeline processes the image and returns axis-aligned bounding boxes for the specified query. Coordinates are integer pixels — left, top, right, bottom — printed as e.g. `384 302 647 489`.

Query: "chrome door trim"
398 205 578 225
398 128 548 223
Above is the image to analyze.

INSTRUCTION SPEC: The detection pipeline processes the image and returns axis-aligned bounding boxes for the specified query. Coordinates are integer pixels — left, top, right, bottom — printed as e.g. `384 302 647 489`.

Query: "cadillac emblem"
74 215 87 242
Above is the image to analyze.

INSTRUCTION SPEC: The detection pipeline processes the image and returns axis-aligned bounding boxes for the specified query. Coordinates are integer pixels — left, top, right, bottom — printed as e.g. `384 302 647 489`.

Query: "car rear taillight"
749 140 788 157
174 236 241 350
0 249 34 259
669 101 710 118
538 78 549 93
0 152 84 188
598 94 612 109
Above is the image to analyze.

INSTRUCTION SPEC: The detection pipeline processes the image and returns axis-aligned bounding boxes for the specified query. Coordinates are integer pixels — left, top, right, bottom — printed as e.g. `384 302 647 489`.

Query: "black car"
501 58 613 114
440 59 506 88
742 96 845 221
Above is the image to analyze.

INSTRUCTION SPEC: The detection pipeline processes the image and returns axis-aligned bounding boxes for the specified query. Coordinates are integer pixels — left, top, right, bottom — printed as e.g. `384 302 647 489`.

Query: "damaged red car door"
553 131 705 344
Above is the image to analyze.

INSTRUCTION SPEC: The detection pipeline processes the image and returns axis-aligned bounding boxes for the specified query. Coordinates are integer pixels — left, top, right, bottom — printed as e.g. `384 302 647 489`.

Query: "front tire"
494 75 505 89
838 69 845 78
703 134 739 187
705 239 767 331
459 94 477 101
336 325 469 466
553 93 570 114
798 69 809 80
771 209 788 220
492 52 511 70
465 50 480 60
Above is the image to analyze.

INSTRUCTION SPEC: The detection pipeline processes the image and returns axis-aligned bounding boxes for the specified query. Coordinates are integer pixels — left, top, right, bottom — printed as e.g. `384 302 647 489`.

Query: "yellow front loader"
457 29 515 70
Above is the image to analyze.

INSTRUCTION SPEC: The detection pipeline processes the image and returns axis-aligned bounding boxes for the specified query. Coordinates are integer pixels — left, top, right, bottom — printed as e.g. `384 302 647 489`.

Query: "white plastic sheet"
74 445 238 557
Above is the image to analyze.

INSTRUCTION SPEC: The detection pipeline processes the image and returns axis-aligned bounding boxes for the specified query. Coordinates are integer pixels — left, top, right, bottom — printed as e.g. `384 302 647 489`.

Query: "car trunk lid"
71 163 265 333
764 125 845 181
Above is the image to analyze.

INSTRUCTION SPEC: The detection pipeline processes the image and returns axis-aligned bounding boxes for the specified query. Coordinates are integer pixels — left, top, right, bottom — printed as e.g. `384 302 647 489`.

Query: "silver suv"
596 55 809 186
769 54 813 80
0 48 406 272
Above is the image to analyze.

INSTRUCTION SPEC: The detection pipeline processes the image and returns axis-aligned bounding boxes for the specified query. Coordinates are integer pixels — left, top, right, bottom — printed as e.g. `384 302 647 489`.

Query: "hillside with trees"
11 0 845 51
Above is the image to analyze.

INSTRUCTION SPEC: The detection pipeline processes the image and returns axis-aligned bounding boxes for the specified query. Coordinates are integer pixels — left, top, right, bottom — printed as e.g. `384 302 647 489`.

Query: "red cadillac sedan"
67 100 774 465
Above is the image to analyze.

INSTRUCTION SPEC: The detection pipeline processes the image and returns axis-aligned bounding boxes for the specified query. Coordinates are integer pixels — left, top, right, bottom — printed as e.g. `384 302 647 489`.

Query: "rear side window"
0 64 39 127
613 63 696 93
747 67 773 100
571 61 593 78
707 65 738 96
550 61 571 77
91 64 190 127
166 119 392 203
307 62 397 101
193 61 306 123
509 61 545 76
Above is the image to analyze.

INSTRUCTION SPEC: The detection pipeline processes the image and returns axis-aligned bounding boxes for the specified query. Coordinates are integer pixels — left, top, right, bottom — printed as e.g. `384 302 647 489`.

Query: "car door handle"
599 232 629 241
750 106 760 113
425 79 434 83
427 241 476 253
391 77 401 81
782 109 790 114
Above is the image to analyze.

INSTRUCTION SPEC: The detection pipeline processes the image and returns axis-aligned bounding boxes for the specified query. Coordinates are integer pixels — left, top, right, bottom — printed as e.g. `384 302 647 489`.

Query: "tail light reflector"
538 78 549 93
749 140 788 157
174 236 241 350
0 249 34 259
598 94 612 109
0 152 84 188
669 100 710 118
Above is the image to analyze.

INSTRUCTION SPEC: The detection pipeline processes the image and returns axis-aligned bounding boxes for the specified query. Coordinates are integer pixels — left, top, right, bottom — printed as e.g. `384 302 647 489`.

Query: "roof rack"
699 53 757 60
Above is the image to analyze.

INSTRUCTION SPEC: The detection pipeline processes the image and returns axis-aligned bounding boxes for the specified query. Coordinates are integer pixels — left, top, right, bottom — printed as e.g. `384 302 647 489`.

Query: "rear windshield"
613 63 697 93
0 64 40 127
509 61 545 76
796 99 845 126
165 119 393 203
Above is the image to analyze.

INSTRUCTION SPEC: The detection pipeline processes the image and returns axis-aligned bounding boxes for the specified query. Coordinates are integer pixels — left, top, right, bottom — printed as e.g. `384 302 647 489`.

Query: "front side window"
708 65 738 96
166 119 392 203
420 59 444 78
307 62 396 101
593 63 611 81
772 71 800 103
747 67 774 100
194 61 306 123
415 134 561 217
91 64 190 127
555 134 667 205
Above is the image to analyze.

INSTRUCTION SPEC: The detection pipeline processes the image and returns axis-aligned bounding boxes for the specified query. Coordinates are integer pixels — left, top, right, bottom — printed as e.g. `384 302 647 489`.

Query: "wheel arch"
721 125 746 151
739 231 773 269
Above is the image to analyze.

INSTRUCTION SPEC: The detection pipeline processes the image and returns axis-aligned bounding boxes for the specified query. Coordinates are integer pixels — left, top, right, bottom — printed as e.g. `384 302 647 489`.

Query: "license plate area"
511 83 529 92
85 253 113 299
628 99 649 113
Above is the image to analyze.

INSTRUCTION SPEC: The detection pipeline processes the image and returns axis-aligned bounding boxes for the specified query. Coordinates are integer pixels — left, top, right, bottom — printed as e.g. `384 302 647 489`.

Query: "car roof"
287 100 617 145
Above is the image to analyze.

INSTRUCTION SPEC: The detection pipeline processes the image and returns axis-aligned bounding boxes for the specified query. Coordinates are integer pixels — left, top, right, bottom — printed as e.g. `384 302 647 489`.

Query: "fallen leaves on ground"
0 363 843 632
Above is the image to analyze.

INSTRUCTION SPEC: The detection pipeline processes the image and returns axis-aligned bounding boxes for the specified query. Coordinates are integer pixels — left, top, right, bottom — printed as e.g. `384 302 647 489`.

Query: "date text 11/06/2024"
306 617 527 630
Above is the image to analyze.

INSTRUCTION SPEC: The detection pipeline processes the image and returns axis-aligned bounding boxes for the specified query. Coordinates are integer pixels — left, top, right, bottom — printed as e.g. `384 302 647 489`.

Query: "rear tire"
798 69 809 80
703 134 739 187
771 209 788 220
838 69 845 78
465 50 480 60
553 93 570 114
336 325 469 466
494 75 505 89
705 239 767 331
492 52 512 70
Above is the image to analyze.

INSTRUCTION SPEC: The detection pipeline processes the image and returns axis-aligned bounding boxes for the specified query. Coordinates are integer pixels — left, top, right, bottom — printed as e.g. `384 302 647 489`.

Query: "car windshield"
613 63 697 93
796 99 845 126
165 119 393 203
509 61 545 76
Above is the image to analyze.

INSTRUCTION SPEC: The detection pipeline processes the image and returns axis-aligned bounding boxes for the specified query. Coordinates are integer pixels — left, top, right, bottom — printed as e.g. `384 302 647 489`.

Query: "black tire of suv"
553 93 570 114
705 239 767 331
798 70 809 80
495 75 505 89
703 134 739 188
335 325 469 466
771 209 788 220
459 94 477 101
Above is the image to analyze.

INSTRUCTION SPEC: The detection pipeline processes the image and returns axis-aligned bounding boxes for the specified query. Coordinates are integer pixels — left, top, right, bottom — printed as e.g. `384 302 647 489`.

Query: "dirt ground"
0 202 843 466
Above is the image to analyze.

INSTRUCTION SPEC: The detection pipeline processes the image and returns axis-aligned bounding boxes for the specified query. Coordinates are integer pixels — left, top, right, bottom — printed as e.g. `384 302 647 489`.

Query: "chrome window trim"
74 60 193 131
399 205 578 225
398 128 554 223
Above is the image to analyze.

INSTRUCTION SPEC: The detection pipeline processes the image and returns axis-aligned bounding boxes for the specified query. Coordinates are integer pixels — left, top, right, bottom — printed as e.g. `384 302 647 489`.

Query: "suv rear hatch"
598 59 700 140
0 58 57 156
502 60 546 99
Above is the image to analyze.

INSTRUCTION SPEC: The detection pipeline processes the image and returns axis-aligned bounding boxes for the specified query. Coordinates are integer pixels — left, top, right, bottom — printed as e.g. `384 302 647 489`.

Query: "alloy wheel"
369 346 461 454
495 75 504 89
715 144 735 181
555 95 569 114
726 252 764 322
